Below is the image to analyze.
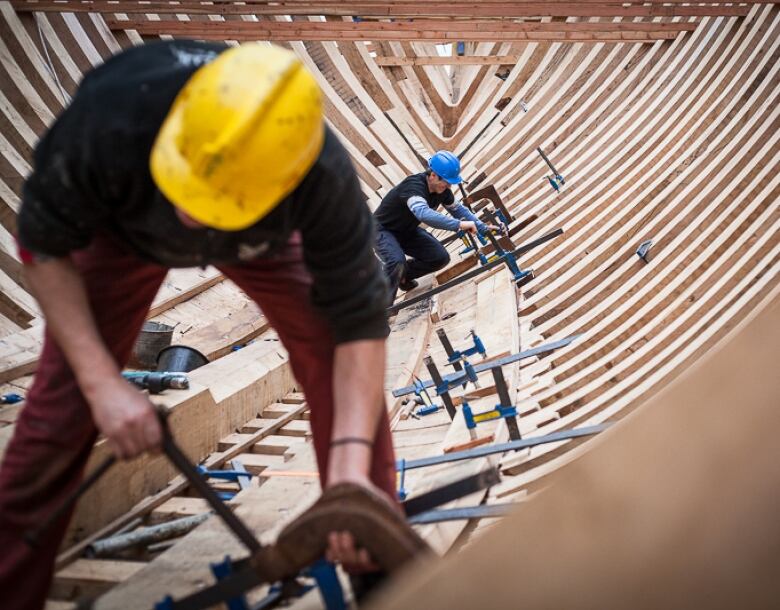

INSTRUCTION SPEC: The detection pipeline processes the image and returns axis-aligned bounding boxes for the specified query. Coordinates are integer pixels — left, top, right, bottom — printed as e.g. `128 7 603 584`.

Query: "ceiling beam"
375 55 529 66
10 1 754 18
104 19 699 34
104 19 696 42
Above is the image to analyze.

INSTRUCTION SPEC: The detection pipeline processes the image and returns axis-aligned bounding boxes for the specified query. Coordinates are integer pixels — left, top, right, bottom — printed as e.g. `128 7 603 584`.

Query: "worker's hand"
87 377 162 460
486 222 509 236
326 531 380 574
324 472 392 573
459 220 478 235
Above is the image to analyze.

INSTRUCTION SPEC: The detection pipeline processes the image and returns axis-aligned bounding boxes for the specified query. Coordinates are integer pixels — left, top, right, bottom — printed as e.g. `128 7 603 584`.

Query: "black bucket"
131 321 174 369
156 345 209 373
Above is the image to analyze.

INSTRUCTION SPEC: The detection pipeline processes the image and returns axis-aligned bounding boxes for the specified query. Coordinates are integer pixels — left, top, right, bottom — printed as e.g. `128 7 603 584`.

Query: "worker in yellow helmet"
0 41 419 608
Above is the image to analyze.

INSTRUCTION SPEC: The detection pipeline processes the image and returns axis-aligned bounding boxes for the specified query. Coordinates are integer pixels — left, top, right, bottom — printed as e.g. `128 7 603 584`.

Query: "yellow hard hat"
150 43 324 231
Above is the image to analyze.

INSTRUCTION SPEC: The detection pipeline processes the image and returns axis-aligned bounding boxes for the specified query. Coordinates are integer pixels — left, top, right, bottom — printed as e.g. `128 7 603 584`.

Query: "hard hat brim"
442 174 464 185
151 105 264 231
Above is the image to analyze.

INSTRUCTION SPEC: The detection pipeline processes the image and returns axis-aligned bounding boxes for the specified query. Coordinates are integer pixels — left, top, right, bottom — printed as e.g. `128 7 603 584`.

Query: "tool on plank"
437 328 487 373
537 147 565 187
389 229 563 314
461 366 521 441
0 393 23 404
636 239 654 264
122 371 189 394
406 376 440 417
394 335 580 398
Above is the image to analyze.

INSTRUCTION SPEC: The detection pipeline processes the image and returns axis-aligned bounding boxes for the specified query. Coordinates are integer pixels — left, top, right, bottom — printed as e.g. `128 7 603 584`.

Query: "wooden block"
217 433 256 452
52 559 145 599
444 434 495 454
252 435 305 456
276 420 311 438
257 470 320 482
148 497 211 524
233 453 290 474
261 403 295 419
281 393 306 404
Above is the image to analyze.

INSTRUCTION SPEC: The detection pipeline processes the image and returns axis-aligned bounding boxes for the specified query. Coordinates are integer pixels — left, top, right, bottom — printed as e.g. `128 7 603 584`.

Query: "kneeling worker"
374 151 495 301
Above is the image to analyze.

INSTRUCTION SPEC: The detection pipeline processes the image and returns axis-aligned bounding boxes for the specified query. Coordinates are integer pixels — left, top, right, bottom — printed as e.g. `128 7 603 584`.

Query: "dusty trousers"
0 233 397 610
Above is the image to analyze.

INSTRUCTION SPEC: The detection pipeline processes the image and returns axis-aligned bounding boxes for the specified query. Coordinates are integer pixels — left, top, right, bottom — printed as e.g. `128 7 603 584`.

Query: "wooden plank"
385 299 433 422
104 19 697 42
177 301 269 361
377 55 527 66
410 269 519 554
9 1 752 18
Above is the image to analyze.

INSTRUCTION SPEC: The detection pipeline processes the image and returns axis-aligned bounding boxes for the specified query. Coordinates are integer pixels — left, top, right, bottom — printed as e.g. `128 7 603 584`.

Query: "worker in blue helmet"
374 151 497 302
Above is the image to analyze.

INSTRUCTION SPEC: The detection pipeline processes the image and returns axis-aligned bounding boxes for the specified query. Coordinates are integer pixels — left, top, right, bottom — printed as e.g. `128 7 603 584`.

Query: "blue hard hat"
428 150 464 185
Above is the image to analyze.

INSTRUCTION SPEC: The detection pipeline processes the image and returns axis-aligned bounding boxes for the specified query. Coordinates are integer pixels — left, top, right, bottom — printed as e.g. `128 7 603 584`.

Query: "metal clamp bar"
389 228 563 314
393 334 580 398
398 425 609 471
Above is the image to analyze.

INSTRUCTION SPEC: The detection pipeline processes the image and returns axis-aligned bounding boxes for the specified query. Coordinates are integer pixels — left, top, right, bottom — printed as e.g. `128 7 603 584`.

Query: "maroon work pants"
0 234 396 610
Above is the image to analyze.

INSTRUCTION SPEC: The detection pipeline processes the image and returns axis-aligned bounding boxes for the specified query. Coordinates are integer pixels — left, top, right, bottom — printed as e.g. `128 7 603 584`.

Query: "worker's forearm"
328 338 386 481
24 258 120 396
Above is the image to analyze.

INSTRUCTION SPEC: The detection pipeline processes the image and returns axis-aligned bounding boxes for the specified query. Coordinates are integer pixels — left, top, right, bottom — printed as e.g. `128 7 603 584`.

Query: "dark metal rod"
536 146 560 176
484 228 504 254
25 456 116 547
161 428 262 554
393 334 581 397
403 467 501 517
389 228 563 314
425 356 456 419
492 367 512 407
398 425 608 470
436 328 462 372
492 367 522 441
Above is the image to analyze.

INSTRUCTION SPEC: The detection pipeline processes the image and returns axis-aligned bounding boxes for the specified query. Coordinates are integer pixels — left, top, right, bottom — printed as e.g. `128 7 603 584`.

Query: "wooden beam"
104 19 697 42
10 1 753 18
376 55 526 66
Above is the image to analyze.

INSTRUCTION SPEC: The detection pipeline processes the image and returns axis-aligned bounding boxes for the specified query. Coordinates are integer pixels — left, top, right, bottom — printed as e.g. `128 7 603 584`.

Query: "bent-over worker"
0 41 403 608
